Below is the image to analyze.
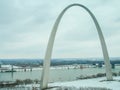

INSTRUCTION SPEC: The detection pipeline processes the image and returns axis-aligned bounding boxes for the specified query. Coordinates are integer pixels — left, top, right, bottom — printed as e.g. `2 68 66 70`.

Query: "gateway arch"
41 3 113 89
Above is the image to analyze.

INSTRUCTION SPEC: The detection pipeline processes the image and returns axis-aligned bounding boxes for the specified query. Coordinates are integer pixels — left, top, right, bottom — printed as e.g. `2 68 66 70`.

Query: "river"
0 66 119 82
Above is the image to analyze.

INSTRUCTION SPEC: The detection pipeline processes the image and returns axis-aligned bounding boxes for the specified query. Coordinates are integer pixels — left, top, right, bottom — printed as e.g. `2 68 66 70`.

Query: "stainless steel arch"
41 3 113 89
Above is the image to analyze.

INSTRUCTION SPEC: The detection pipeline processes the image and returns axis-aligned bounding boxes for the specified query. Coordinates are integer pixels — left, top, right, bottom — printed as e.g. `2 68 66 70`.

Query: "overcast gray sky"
0 0 120 59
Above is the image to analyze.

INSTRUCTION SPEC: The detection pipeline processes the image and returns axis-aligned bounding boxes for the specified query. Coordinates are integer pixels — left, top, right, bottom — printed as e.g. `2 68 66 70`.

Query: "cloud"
0 0 120 58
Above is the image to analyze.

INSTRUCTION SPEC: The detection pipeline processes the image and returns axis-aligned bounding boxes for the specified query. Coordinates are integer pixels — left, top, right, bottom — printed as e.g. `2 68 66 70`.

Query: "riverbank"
0 76 120 90
31 76 120 90
51 76 120 89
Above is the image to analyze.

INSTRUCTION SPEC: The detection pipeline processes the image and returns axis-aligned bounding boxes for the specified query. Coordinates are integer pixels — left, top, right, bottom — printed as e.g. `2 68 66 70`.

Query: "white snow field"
15 76 119 90
47 76 120 90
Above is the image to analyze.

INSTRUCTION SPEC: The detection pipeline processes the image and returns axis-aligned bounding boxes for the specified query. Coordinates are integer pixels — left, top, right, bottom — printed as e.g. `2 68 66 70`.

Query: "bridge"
0 65 33 72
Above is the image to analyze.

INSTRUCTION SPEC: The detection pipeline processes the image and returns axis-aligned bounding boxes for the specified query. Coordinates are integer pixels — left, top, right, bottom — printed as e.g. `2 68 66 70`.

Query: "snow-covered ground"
24 76 120 90
48 76 120 90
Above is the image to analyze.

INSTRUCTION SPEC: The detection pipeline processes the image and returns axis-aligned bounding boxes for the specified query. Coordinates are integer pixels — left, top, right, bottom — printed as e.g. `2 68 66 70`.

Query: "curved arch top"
41 3 113 89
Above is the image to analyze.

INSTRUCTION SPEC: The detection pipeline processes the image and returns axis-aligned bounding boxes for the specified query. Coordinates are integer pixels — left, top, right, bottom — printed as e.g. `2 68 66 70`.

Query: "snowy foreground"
27 76 120 90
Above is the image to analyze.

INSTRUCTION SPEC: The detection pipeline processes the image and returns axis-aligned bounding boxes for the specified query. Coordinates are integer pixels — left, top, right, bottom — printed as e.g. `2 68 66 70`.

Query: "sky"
0 0 120 59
